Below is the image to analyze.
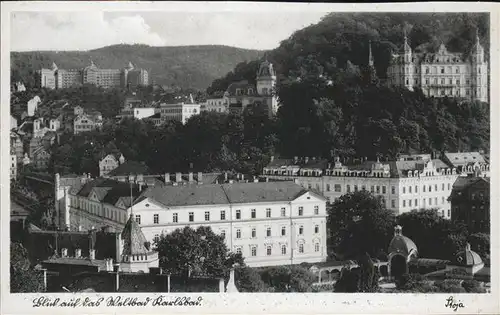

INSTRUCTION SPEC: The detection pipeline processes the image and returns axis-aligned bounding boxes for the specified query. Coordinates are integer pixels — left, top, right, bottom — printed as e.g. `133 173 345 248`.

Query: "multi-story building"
10 132 24 162
123 62 149 89
204 97 229 113
387 31 488 102
73 113 103 135
32 146 51 170
99 153 125 177
159 103 201 125
263 153 489 219
56 68 83 89
222 60 279 118
11 116 18 130
449 176 490 232
36 64 57 89
37 61 149 89
27 96 41 117
11 151 17 180
49 118 61 132
60 178 327 268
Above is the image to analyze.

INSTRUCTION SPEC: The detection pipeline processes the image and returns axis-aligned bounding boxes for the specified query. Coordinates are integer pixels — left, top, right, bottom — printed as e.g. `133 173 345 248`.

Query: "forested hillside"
11 44 265 90
208 12 490 159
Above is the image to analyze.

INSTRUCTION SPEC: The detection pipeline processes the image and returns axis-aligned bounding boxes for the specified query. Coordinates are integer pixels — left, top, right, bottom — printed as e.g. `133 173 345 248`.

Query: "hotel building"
263 153 489 219
56 176 328 268
387 32 488 102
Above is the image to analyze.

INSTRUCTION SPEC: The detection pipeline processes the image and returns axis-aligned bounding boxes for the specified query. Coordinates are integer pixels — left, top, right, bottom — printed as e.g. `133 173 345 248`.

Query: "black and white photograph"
1 2 499 314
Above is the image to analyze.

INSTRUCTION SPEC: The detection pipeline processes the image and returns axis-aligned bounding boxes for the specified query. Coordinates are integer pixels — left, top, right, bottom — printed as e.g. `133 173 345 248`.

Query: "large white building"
57 177 328 268
387 31 488 102
263 153 489 219
159 103 201 125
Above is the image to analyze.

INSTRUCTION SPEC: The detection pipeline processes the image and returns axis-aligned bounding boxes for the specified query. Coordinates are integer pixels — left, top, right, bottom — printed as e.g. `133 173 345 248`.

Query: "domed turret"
257 60 276 79
388 225 418 257
455 243 483 266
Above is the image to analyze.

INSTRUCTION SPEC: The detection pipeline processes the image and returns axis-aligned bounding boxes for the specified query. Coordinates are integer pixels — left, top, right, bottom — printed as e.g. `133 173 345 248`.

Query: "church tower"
367 40 378 84
256 60 278 117
471 29 488 102
403 31 414 91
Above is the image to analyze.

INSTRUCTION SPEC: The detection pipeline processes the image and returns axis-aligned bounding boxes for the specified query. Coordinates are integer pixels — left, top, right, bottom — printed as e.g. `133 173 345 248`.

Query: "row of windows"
141 206 321 225
397 196 450 208
401 183 452 194
238 242 320 257
230 224 320 239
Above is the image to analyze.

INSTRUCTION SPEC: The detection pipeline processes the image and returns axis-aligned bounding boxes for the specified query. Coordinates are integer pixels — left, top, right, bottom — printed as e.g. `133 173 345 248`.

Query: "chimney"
197 172 203 183
294 156 298 164
89 249 96 260
75 248 82 258
305 157 309 164
61 248 68 258
164 173 170 184
270 155 275 162
188 172 194 182
175 172 182 183
224 172 228 182
219 278 225 293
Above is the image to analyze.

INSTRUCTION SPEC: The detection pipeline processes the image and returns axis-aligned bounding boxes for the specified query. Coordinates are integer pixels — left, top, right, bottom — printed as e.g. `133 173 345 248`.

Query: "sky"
10 11 328 52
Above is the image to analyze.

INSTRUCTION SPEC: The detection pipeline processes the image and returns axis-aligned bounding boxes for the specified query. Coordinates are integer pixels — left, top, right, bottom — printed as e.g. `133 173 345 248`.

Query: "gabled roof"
444 152 486 167
107 161 151 176
75 178 141 206
121 215 151 256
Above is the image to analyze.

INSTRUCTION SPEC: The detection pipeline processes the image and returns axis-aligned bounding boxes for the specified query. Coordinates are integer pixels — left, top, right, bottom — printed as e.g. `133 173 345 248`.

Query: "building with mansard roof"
262 152 489 218
387 31 488 102
60 176 328 268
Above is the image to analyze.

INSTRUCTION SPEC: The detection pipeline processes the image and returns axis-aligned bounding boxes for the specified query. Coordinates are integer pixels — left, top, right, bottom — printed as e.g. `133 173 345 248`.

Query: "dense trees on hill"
50 106 278 176
204 13 489 160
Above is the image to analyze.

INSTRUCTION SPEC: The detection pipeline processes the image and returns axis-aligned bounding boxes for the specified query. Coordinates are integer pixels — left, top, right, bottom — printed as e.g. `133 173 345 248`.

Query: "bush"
461 280 484 293
435 280 467 293
311 283 335 292
396 273 427 290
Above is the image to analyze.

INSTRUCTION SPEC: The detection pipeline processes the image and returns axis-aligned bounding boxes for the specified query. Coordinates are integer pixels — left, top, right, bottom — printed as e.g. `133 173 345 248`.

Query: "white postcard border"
1 2 499 314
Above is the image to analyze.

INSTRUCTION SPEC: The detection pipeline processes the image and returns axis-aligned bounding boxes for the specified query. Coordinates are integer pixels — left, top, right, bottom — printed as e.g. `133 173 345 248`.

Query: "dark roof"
444 152 486 167
266 158 297 168
140 184 229 207
222 181 309 204
226 80 256 96
452 176 490 191
76 178 142 205
107 161 151 176
139 181 318 207
43 257 106 269
121 215 151 256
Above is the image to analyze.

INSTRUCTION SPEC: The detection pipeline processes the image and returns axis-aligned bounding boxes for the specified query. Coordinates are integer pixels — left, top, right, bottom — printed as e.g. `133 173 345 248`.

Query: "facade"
205 97 229 113
36 65 57 89
387 32 488 102
449 176 490 232
262 153 489 218
37 61 148 89
222 60 279 118
63 179 328 268
11 153 17 180
124 62 149 89
159 103 201 124
10 132 24 162
49 118 61 131
27 96 41 117
32 147 51 170
99 153 125 177
11 116 18 130
56 69 83 89
120 107 157 120
73 113 103 135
